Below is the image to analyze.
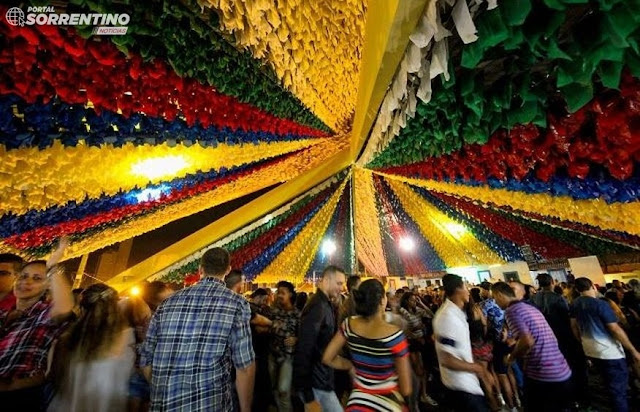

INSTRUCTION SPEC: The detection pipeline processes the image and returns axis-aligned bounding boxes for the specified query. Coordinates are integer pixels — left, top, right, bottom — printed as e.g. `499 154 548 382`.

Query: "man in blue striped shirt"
141 248 255 411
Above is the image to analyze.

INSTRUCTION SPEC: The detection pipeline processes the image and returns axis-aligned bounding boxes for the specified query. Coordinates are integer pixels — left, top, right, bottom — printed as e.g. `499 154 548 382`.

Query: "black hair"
321 265 345 279
346 275 361 293
200 248 230 277
295 292 308 311
352 279 385 317
605 290 620 305
143 281 169 301
605 282 613 290
553 285 563 295
491 282 515 298
536 273 552 288
276 280 296 304
251 288 268 299
0 253 24 272
224 270 243 289
470 288 482 303
575 277 593 293
399 291 414 310
622 291 638 308
524 284 535 300
442 273 464 298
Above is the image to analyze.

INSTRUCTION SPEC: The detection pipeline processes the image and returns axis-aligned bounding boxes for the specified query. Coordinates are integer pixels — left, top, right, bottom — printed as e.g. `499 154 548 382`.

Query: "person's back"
532 289 573 344
572 295 624 359
141 248 255 411
143 278 253 410
50 328 135 412
49 283 134 412
343 316 408 410
321 279 412 412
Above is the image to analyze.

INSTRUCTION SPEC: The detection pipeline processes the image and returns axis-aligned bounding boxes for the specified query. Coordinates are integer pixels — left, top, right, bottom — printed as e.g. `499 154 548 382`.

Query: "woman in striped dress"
322 279 412 411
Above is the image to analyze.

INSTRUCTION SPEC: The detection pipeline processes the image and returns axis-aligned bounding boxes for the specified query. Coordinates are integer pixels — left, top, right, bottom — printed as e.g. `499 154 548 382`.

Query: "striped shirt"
140 277 254 411
505 301 571 382
342 317 409 411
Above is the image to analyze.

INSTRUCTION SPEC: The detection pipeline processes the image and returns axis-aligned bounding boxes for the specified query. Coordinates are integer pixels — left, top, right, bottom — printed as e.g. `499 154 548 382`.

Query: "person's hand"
503 354 515 366
284 337 297 347
348 366 357 380
632 350 640 365
47 236 70 268
471 362 484 376
501 328 508 342
304 400 322 412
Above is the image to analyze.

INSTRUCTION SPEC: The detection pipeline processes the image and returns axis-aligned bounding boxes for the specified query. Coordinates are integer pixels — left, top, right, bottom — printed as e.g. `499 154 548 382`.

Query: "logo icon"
6 7 25 27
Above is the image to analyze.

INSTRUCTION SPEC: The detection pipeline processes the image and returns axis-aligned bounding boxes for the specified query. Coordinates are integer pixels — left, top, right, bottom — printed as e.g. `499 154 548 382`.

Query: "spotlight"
399 236 415 252
131 155 188 180
322 239 337 256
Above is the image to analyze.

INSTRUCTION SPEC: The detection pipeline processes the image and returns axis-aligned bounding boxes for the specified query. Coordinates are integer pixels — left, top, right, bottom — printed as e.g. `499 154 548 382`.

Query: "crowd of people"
1 242 640 412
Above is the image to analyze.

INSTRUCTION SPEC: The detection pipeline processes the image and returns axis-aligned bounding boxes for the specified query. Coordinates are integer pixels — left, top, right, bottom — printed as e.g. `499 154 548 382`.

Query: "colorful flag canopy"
0 0 638 288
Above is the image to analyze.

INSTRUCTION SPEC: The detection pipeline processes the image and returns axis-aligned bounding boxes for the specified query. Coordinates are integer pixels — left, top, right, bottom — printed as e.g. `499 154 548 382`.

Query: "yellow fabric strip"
107 145 352 291
59 140 343 261
198 0 367 131
378 172 640 236
386 177 505 267
350 0 430 159
0 139 322 215
254 179 348 284
353 168 389 277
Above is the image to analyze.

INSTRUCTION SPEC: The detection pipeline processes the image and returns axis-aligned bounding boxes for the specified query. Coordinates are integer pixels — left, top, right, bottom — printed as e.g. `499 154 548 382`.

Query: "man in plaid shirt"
141 248 255 411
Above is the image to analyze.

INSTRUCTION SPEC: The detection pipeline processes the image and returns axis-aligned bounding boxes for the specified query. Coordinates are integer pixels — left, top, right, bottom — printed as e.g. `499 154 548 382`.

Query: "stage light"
130 286 141 297
322 239 337 256
131 155 188 180
399 236 415 252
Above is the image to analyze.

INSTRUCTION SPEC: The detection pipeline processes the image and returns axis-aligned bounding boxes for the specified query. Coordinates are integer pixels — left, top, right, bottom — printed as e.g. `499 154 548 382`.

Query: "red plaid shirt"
0 293 16 314
0 300 65 379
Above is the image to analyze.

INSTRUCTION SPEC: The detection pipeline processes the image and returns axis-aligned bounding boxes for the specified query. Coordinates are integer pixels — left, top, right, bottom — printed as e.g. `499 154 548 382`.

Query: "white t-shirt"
433 299 483 395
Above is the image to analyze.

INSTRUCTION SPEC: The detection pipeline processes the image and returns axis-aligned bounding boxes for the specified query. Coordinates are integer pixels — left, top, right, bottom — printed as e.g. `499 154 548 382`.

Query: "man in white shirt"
433 274 488 412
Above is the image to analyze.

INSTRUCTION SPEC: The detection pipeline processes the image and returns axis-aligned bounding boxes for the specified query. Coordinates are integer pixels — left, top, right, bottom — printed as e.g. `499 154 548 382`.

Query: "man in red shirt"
0 254 23 313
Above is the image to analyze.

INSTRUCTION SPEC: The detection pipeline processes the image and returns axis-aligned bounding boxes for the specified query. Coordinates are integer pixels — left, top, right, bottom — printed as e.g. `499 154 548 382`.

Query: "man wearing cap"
433 274 488 411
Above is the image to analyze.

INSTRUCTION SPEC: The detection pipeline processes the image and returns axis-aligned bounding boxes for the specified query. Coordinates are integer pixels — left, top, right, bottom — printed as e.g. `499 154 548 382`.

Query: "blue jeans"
591 358 629 412
269 355 294 412
306 389 342 411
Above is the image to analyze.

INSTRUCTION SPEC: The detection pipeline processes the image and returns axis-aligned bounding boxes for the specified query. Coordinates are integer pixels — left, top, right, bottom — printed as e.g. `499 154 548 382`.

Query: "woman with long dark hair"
48 284 134 412
398 291 438 407
467 295 500 411
322 279 412 411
